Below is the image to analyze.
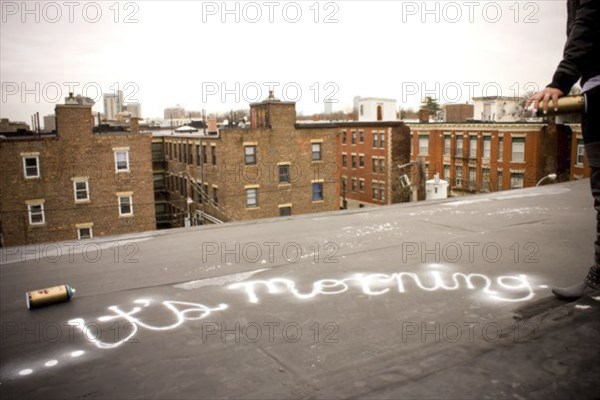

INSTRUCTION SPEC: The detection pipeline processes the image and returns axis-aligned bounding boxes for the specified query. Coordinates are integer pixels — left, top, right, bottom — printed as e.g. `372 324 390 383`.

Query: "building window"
359 155 365 168
246 188 258 208
380 186 385 201
380 133 385 148
351 178 357 192
498 138 504 160
359 179 365 192
372 157 378 173
497 171 503 191
576 139 585 166
213 187 219 204
379 159 385 173
455 137 463 157
279 206 292 216
373 134 378 148
202 145 207 164
245 146 257 165
418 135 429 155
511 173 524 189
352 155 357 169
28 203 45 225
455 166 463 187
360 104 364 116
444 136 451 156
482 168 490 192
483 137 491 159
511 138 525 162
312 143 322 161
312 182 324 201
78 226 93 240
359 130 365 143
23 156 40 178
211 146 216 164
469 137 478 159
469 167 477 190
372 183 379 201
279 165 290 183
115 150 130 172
443 165 450 179
73 179 90 202
342 177 347 193
342 154 347 168
118 195 133 216
342 131 347 145
351 131 356 145
196 145 201 166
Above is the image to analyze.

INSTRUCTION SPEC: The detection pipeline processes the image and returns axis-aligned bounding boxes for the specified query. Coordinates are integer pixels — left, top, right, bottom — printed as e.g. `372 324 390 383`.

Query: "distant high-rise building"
125 103 142 118
103 91 124 121
324 100 334 116
164 105 186 120
43 114 56 132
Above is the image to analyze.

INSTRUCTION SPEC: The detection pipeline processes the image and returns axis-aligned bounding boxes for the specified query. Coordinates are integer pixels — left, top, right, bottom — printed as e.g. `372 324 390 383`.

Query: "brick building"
152 95 340 227
338 122 411 208
0 95 155 247
567 124 590 181
407 122 573 195
444 104 474 123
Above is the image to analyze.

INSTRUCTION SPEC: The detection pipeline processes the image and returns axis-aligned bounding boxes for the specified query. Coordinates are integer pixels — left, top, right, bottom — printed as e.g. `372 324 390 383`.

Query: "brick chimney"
130 117 140 133
207 118 218 133
418 108 429 123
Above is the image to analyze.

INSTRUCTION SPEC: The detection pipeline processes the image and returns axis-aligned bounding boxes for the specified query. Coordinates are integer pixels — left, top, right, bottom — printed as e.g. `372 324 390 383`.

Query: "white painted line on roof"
174 268 268 290
575 305 591 310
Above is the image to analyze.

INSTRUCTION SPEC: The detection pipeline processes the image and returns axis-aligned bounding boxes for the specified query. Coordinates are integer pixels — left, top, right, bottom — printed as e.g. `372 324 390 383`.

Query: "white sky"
1 0 568 122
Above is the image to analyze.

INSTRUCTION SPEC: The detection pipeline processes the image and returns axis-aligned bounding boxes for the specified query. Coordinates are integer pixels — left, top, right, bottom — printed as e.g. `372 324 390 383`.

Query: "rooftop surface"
1 179 599 399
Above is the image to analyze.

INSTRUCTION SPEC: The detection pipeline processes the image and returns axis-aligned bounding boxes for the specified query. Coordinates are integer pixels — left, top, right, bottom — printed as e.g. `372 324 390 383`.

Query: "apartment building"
407 122 572 194
338 122 411 208
152 94 340 227
0 94 155 247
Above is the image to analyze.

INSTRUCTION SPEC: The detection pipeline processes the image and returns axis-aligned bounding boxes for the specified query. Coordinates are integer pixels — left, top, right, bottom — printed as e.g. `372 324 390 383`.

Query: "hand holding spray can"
26 284 76 309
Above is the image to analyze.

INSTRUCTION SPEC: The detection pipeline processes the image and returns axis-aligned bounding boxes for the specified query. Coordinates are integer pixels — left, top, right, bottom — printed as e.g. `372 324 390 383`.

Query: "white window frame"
23 155 40 179
73 179 90 203
444 136 451 155
114 150 130 173
311 143 322 161
77 226 94 240
483 137 491 159
246 188 259 208
455 138 463 156
510 173 524 189
418 135 429 155
27 202 45 225
118 194 133 217
511 138 525 163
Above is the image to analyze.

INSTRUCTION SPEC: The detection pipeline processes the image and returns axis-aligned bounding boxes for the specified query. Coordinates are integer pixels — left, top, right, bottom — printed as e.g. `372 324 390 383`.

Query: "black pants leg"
583 86 600 267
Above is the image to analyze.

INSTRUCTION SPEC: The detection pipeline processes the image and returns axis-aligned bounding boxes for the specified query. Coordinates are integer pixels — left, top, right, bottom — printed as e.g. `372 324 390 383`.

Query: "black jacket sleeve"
548 0 600 94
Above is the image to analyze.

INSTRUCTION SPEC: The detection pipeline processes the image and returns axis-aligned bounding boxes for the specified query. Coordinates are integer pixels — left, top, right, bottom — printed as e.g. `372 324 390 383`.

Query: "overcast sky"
1 0 568 122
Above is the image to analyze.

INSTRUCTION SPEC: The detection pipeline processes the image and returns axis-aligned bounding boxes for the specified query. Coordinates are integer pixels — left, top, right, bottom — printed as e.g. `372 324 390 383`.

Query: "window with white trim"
510 172 524 189
443 136 451 155
28 202 45 225
73 179 90 202
312 182 324 201
469 137 478 158
118 195 133 216
115 150 130 172
312 143 322 161
483 137 491 159
78 226 93 240
245 146 256 165
23 156 40 178
511 138 525 162
246 188 258 208
418 135 429 155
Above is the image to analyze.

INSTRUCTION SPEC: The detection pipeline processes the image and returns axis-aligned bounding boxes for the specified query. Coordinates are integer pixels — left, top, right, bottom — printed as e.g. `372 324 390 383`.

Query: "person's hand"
526 87 565 114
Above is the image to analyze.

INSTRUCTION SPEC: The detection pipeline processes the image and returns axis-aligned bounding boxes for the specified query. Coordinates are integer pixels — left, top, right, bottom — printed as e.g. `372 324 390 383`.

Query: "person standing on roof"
527 0 600 299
